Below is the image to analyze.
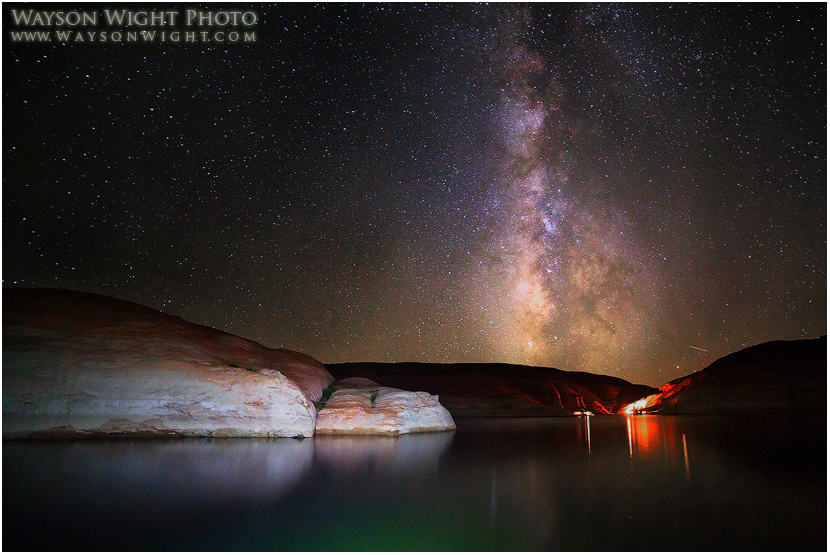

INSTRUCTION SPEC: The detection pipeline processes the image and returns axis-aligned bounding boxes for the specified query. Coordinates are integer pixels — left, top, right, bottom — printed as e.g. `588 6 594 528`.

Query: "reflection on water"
626 414 668 457
683 432 690 480
4 415 826 551
576 413 592 454
4 438 316 509
314 432 454 475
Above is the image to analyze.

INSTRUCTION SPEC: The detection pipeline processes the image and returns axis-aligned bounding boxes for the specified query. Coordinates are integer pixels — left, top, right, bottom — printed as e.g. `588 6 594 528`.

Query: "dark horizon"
3 4 826 387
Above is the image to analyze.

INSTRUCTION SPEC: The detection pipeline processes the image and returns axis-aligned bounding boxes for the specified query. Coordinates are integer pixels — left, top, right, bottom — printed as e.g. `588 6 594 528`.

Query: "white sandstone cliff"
3 288 334 438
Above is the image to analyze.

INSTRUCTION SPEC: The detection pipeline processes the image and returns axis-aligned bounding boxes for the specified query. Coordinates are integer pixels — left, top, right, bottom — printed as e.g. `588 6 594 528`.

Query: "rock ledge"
315 378 456 435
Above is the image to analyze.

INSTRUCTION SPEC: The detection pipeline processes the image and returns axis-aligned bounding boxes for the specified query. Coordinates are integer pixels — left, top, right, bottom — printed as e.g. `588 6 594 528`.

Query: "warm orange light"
623 398 648 414
682 433 690 480
622 392 662 414
625 414 659 456
633 416 655 453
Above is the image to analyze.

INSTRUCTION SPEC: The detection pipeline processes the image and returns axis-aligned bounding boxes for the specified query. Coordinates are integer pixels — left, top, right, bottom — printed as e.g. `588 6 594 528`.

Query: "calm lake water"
3 414 826 551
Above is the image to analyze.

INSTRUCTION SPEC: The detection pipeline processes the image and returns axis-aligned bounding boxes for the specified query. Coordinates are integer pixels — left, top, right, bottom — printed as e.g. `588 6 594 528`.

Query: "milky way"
3 4 825 385
470 9 660 375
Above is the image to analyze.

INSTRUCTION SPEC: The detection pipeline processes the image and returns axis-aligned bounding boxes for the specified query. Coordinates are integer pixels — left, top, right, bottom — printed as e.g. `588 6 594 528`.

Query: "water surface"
3 414 825 550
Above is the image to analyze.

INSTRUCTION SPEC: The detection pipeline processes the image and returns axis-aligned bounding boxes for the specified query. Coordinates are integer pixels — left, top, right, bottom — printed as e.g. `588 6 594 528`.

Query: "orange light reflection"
586 414 591 455
683 433 690 480
625 415 659 457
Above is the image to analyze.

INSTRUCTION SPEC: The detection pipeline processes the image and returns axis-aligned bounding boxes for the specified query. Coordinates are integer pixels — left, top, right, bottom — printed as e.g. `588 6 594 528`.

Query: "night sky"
3 4 826 386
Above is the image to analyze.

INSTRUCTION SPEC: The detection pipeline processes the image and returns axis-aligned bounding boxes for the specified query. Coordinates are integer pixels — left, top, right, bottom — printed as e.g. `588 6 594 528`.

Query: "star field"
3 4 825 386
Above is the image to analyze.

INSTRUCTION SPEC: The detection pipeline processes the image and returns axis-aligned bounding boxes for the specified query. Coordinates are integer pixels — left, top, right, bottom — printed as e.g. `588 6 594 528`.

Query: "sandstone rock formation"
625 337 827 414
3 288 334 438
326 362 657 416
315 378 456 435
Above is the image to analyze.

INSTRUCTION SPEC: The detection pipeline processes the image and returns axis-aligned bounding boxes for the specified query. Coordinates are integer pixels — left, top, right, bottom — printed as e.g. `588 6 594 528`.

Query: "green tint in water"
3 415 826 551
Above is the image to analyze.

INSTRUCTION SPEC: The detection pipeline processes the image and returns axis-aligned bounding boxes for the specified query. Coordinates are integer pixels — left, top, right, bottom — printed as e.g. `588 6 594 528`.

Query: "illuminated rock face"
624 337 826 414
326 363 657 417
3 288 334 438
315 378 456 435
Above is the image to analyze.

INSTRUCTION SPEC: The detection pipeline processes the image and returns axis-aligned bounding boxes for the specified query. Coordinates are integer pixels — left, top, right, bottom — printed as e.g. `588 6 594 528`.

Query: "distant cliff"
326 362 657 416
625 337 827 414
